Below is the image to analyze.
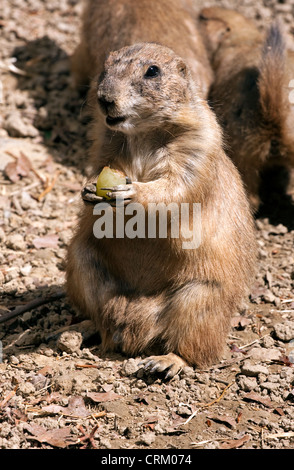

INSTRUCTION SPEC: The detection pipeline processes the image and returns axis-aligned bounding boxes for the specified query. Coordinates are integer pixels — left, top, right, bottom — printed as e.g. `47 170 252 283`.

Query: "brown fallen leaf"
4 154 32 182
87 390 121 403
32 234 59 249
243 391 274 409
24 423 77 448
41 396 89 417
207 414 236 429
12 408 28 423
230 344 247 355
220 434 250 449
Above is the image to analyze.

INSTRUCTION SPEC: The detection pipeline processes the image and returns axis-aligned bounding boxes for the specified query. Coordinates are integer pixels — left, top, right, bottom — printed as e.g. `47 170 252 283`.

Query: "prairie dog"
199 7 294 210
71 0 213 97
66 43 256 377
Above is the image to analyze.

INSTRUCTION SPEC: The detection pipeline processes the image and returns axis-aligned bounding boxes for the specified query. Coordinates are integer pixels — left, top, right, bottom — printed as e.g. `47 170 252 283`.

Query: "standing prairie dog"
199 7 294 210
66 42 256 377
71 0 213 97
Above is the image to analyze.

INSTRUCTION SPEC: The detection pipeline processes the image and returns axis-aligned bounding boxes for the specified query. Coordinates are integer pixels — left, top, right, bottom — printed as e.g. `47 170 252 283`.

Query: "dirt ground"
0 0 294 451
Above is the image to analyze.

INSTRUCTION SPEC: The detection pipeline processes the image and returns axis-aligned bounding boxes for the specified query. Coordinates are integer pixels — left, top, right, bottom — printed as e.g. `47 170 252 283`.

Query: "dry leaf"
87 390 120 403
32 234 59 249
207 414 236 429
12 408 28 423
4 161 21 182
230 344 247 355
41 396 89 417
243 391 274 408
24 423 77 448
220 434 250 449
4 154 32 182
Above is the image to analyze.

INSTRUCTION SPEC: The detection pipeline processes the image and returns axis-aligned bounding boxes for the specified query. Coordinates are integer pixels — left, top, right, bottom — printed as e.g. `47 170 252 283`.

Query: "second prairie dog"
71 0 213 98
199 7 294 210
66 42 256 377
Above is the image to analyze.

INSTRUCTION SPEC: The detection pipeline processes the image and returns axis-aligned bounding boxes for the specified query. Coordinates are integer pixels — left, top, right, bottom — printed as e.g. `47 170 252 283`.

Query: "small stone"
249 347 281 362
6 233 26 251
122 358 140 376
20 264 32 277
274 322 294 342
20 192 38 210
4 113 39 138
57 331 83 353
138 432 156 446
180 366 196 378
22 311 32 322
238 376 257 392
262 291 277 304
241 360 269 377
18 382 35 396
9 355 19 365
260 382 280 391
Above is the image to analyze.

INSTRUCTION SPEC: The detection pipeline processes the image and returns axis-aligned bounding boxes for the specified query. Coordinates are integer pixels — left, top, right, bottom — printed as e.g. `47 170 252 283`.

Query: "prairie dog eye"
144 65 161 78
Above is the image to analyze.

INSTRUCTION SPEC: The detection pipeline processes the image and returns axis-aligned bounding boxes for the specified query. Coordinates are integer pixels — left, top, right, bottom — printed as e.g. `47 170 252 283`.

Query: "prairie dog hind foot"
139 353 187 380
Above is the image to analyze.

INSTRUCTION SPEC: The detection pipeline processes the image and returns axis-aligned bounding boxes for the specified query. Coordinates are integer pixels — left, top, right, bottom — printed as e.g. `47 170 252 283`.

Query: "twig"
9 182 41 197
183 381 234 426
77 424 100 449
38 170 60 201
0 290 66 324
191 438 228 447
263 431 294 440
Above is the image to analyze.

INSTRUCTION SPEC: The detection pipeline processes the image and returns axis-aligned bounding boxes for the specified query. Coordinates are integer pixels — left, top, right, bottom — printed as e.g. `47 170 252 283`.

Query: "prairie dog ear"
177 60 187 77
199 8 230 54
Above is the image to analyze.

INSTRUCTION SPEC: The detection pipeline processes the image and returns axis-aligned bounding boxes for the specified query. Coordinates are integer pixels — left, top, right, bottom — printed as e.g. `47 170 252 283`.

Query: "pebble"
138 432 156 446
122 358 140 376
56 331 83 353
238 376 257 392
4 113 39 138
274 322 294 342
240 360 269 377
249 347 282 362
6 233 26 251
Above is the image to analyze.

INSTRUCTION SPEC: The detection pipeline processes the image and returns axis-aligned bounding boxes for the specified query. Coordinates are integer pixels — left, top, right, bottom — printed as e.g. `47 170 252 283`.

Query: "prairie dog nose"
97 95 115 114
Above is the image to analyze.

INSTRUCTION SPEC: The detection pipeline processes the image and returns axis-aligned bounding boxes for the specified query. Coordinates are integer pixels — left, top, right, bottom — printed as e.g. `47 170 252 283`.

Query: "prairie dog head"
95 43 196 134
199 7 261 57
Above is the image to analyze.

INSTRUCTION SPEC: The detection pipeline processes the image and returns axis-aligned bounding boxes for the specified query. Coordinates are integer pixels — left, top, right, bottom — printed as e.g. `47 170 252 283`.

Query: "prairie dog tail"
258 22 288 129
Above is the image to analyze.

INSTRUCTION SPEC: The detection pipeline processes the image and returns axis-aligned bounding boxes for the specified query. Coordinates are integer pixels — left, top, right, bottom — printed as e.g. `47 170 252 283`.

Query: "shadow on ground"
12 36 91 172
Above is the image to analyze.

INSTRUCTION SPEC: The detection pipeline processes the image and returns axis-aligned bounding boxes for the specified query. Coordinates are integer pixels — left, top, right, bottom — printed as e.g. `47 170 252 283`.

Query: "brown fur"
199 7 294 210
66 42 256 375
72 0 213 97
72 0 214 175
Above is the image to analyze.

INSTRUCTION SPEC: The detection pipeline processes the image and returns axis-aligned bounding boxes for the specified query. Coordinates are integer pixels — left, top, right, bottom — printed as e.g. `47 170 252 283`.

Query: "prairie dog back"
72 0 213 98
199 7 294 209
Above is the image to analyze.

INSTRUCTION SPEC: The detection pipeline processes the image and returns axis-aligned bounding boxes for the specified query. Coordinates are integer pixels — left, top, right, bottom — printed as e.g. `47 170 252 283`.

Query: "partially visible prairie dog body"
199 7 294 210
66 43 256 376
71 0 213 98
